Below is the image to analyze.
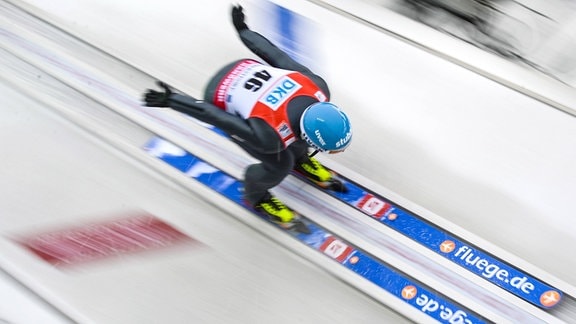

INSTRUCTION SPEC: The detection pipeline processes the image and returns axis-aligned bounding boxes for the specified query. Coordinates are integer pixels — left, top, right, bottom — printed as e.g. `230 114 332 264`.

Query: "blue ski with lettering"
172 120 563 310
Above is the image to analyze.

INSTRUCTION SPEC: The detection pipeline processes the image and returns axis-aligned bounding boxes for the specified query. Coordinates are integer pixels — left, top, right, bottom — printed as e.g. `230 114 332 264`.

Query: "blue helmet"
300 102 352 152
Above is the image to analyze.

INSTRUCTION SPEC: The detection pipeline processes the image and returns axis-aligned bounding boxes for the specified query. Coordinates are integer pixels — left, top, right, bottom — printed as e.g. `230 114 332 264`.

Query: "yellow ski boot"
254 192 310 233
294 156 348 193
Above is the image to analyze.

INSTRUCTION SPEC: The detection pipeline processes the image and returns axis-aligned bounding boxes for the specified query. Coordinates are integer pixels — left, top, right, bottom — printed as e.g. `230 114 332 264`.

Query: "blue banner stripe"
143 136 488 324
270 3 311 66
276 5 297 55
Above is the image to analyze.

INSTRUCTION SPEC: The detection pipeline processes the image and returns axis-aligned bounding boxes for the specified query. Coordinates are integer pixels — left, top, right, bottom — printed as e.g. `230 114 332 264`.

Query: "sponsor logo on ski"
320 236 354 262
402 285 417 299
439 240 456 253
440 241 538 294
402 285 476 324
540 290 561 307
357 194 391 218
348 255 359 265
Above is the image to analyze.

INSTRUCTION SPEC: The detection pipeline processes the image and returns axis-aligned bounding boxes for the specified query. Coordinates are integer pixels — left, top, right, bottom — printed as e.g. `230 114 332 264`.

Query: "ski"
171 121 563 310
143 136 489 324
293 164 563 310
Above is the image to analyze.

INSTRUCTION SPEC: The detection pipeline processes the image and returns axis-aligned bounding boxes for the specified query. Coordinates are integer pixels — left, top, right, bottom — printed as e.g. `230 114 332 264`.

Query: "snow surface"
1 0 576 322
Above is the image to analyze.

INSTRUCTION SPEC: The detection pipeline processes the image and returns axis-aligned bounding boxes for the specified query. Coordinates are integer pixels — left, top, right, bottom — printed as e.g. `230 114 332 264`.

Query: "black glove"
231 5 248 32
144 81 172 107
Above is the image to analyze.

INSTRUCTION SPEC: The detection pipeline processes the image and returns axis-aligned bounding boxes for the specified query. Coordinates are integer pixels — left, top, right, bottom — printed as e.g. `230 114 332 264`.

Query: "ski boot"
254 192 310 234
294 156 348 193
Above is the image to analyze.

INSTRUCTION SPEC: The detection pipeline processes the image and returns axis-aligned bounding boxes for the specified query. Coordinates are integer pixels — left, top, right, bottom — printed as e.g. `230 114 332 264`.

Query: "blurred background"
370 0 576 86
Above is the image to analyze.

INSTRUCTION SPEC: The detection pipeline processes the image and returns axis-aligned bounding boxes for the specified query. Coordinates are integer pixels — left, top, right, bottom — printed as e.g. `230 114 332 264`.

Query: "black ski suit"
159 29 331 205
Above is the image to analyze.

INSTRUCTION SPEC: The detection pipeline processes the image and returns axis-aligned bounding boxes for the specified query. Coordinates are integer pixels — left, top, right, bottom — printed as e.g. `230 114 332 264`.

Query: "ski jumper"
165 29 331 205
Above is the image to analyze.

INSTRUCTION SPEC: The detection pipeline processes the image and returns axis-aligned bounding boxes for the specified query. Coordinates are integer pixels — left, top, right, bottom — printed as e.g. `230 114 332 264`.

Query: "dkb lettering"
266 80 297 105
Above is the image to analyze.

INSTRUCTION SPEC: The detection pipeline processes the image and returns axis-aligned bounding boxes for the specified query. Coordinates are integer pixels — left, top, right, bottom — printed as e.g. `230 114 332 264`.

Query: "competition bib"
225 62 302 117
212 59 327 147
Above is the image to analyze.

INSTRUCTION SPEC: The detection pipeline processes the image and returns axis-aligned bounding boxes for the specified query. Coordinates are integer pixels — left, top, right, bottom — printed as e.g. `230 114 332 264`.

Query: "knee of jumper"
245 160 292 183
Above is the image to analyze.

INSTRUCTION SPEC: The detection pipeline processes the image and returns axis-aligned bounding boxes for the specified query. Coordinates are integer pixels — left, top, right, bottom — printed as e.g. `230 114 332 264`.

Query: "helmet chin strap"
301 131 321 157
